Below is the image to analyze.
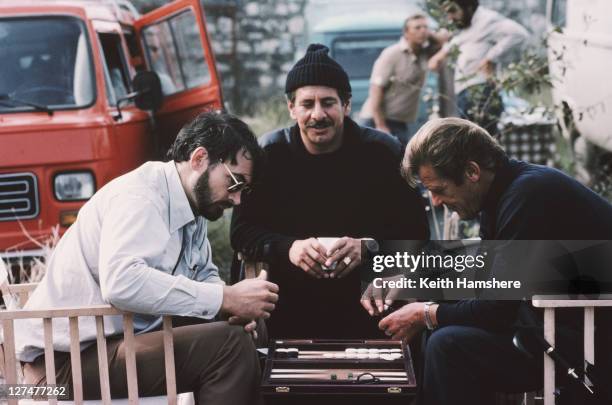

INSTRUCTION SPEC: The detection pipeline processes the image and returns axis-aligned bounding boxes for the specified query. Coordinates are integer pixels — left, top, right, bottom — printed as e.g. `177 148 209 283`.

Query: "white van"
547 0 612 183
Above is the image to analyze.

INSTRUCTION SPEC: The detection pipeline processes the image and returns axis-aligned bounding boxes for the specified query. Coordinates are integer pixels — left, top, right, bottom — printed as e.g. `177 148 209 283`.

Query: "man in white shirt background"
17 111 278 405
428 0 529 135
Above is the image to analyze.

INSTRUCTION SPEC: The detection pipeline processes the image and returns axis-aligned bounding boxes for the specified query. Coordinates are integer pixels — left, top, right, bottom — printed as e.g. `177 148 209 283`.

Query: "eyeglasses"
221 161 251 194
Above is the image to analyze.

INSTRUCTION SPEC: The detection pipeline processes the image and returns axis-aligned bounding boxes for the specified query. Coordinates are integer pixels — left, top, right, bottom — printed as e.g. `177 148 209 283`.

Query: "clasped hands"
289 237 362 279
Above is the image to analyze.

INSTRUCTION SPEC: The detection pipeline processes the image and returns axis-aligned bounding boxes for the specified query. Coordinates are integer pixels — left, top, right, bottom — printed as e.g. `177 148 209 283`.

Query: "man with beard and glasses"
428 0 528 135
16 111 278 405
230 44 429 340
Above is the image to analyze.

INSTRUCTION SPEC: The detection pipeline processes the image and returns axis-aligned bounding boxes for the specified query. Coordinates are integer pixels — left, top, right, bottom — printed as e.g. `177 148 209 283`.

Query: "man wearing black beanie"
230 44 429 339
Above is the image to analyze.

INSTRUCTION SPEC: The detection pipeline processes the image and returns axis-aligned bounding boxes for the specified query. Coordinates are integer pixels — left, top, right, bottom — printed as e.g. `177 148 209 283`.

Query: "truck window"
331 36 397 79
0 17 95 111
98 33 131 105
142 9 211 95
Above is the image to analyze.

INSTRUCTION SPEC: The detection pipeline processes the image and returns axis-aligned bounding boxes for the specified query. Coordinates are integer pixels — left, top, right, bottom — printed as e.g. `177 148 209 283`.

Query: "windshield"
332 36 398 79
0 16 95 111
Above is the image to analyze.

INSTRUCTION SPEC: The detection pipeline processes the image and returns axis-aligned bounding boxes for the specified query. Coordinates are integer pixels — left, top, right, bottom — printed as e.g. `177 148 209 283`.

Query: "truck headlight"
54 172 95 201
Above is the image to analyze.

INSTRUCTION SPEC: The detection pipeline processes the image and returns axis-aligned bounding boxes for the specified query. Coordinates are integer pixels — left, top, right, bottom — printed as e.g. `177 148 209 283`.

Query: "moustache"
306 119 333 129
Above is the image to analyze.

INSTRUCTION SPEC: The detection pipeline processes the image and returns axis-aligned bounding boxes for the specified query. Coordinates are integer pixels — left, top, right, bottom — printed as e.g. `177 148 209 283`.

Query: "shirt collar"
399 36 413 53
163 160 196 233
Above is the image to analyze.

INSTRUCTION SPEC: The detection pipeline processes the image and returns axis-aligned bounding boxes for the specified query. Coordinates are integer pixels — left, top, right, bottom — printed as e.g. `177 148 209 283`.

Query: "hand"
428 54 444 71
221 270 279 320
228 316 258 340
434 28 451 43
379 302 428 342
478 58 495 77
325 237 362 279
360 275 405 316
361 284 392 316
376 124 392 135
289 238 329 279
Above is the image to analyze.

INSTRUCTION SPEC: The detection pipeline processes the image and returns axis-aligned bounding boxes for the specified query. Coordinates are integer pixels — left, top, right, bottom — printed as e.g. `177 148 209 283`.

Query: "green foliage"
242 94 293 138
208 211 234 283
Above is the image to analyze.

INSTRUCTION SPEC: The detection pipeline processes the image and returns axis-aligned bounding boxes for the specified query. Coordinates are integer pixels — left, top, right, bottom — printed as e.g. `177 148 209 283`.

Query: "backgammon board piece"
262 339 417 402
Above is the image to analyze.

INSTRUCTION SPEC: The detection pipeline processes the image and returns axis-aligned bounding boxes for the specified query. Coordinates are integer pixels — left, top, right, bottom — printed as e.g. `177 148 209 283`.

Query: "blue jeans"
361 118 412 151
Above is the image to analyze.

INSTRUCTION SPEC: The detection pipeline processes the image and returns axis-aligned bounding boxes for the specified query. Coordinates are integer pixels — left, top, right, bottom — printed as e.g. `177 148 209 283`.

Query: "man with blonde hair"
360 14 444 148
364 117 612 404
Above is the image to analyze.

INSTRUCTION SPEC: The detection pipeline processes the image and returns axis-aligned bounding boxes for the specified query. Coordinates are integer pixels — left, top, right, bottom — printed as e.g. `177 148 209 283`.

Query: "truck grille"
0 173 39 221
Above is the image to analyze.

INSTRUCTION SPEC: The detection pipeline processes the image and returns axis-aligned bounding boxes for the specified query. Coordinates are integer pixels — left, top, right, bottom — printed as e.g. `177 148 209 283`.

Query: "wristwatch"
424 301 437 330
361 238 380 257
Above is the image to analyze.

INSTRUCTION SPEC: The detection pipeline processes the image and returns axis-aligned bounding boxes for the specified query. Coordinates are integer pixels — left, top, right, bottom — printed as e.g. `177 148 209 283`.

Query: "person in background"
360 14 445 149
428 0 529 135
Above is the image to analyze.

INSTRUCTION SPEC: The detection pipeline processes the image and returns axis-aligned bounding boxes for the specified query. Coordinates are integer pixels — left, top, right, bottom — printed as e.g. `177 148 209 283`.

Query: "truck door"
134 0 223 153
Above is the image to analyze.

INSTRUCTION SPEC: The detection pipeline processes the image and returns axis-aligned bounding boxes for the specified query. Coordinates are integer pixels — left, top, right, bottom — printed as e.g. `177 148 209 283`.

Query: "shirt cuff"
193 281 224 319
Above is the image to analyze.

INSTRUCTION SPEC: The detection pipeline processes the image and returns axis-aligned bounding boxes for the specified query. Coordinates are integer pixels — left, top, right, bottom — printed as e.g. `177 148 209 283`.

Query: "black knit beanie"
285 44 352 95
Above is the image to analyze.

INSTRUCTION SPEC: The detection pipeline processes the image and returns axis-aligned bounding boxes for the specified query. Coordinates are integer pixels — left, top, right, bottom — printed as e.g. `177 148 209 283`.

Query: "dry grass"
2 223 60 285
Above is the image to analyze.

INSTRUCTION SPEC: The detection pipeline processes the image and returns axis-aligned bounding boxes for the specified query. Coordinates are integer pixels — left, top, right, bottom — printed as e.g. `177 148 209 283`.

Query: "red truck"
0 0 223 259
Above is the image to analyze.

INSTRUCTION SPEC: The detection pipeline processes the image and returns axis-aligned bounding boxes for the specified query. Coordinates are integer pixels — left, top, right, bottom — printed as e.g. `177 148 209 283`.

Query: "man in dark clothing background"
231 44 429 339
365 117 612 405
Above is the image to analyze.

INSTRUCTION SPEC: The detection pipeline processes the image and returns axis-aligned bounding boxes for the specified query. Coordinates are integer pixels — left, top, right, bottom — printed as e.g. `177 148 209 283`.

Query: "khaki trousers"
23 321 261 405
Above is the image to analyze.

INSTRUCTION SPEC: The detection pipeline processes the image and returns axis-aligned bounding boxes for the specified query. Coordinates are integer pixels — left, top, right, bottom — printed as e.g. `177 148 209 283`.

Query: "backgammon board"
261 339 417 404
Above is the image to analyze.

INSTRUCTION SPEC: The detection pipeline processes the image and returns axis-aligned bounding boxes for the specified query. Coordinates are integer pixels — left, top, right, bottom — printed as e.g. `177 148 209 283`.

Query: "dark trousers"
457 83 504 136
23 321 261 405
420 325 542 405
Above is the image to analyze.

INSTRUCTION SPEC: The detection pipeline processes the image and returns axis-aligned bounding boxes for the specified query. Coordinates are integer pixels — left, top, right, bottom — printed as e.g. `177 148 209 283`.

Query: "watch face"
364 239 380 253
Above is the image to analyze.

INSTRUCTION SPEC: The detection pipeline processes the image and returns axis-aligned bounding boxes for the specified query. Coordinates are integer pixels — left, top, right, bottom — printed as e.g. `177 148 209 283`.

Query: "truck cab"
0 0 223 258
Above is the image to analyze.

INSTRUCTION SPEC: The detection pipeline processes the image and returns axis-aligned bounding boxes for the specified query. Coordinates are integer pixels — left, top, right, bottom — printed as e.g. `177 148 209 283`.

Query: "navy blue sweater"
231 118 429 338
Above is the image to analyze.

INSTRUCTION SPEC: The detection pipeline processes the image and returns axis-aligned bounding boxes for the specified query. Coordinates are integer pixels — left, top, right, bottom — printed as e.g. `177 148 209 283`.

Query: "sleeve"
436 300 521 332
435 183 537 331
98 195 223 318
230 180 297 264
369 48 395 88
485 17 529 63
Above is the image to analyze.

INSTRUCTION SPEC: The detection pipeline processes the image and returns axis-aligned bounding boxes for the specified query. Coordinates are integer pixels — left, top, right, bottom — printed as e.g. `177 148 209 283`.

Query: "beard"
456 8 475 28
193 170 228 221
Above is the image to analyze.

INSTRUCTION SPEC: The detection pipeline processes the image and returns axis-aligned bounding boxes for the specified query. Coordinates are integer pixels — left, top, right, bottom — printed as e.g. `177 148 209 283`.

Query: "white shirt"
445 6 529 93
16 161 224 362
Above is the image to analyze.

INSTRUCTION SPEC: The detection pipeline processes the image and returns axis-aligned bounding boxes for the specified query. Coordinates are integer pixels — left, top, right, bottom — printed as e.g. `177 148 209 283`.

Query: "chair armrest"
0 305 121 320
532 294 612 308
